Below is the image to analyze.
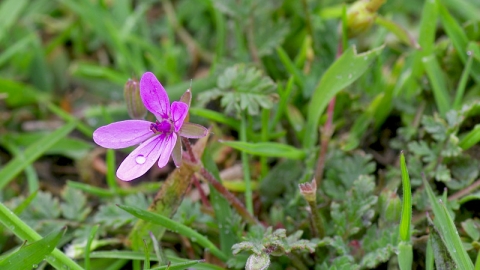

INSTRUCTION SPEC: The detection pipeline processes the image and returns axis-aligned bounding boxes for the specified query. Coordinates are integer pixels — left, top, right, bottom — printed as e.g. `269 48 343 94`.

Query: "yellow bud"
346 0 386 38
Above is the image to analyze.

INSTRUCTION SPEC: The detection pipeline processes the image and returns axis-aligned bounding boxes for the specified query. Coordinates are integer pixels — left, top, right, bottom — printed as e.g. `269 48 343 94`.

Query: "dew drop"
467 51 472 56
135 155 146 164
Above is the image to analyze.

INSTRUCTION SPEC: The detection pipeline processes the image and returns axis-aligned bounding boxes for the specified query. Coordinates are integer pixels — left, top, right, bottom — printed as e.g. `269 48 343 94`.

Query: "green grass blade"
89 251 224 270
398 242 413 270
0 203 83 270
0 120 77 189
443 0 479 21
270 77 294 131
0 227 66 270
398 152 412 270
0 0 28 43
118 204 227 261
201 148 236 258
85 224 99 270
276 46 304 89
220 141 306 159
399 152 412 241
148 260 204 270
426 236 434 270
424 179 474 269
304 45 384 148
429 219 456 269
13 190 38 215
422 55 451 116
459 124 480 150
375 16 419 48
453 53 473 109
437 0 480 83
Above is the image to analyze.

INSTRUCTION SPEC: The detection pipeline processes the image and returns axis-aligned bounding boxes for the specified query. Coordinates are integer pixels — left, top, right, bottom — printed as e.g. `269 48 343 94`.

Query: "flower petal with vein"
93 72 208 181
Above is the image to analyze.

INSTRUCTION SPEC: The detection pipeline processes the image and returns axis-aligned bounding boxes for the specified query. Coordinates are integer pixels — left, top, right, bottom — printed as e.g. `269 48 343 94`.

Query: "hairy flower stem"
192 174 211 207
299 180 325 238
182 138 262 227
314 98 335 187
309 199 325 238
182 137 197 163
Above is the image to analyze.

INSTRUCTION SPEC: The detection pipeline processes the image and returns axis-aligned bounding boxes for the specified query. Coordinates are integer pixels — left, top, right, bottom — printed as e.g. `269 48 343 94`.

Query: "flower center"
150 120 173 134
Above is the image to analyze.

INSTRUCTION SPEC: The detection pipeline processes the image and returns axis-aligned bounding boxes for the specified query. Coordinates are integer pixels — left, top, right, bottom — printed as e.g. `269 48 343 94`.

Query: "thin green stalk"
260 108 270 177
270 77 294 131
0 202 83 270
143 239 150 270
85 224 99 270
240 111 253 214
453 52 473 109
106 149 118 192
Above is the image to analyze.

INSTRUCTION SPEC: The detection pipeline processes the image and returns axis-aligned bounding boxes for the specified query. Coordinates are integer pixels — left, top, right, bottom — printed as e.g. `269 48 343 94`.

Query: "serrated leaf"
94 193 149 229
199 64 277 116
19 192 63 235
60 186 91 221
330 175 378 238
422 115 448 141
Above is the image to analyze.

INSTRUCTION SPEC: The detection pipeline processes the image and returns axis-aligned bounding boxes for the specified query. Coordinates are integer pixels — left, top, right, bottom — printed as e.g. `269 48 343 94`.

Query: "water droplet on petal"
135 155 146 164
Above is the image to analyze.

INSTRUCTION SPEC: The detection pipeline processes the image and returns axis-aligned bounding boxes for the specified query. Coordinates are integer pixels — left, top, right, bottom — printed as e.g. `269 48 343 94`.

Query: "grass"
1 0 480 269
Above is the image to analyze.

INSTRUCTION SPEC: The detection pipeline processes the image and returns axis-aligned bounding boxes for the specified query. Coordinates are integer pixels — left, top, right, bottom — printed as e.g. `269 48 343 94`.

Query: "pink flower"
93 72 208 181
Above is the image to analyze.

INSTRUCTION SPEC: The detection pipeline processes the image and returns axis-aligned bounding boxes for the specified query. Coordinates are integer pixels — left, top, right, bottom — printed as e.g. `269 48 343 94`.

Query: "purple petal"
140 72 170 119
179 123 208 138
93 120 153 149
171 101 188 132
116 135 164 181
171 135 182 167
158 133 177 168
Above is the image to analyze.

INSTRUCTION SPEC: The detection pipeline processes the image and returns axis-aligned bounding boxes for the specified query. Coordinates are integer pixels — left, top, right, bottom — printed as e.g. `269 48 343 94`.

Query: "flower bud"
246 252 270 270
346 0 386 38
299 179 317 202
124 78 147 119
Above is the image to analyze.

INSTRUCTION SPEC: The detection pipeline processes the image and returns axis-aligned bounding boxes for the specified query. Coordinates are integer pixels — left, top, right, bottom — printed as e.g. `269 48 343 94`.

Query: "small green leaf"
459 124 480 150
60 186 91 221
0 227 66 270
220 141 305 159
422 54 451 116
304 45 384 148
